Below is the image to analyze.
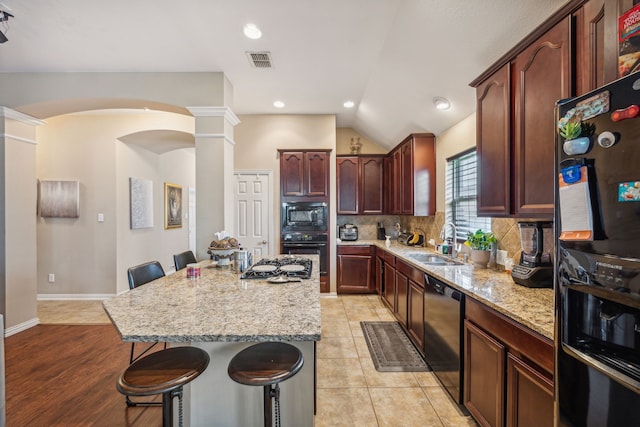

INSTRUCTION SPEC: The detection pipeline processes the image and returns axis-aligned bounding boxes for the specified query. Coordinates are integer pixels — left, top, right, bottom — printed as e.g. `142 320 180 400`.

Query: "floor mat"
360 321 430 372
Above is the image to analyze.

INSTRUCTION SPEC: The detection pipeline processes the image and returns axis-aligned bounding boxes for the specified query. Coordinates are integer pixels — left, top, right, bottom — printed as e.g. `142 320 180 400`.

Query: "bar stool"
228 342 304 427
117 347 210 427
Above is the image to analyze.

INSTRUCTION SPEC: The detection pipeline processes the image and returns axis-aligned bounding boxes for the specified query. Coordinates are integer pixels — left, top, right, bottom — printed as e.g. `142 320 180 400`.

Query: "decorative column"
0 107 44 333
187 107 240 261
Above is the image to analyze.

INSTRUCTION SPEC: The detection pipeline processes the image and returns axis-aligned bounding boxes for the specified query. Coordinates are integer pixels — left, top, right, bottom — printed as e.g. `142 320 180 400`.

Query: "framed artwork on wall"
38 180 80 218
129 177 154 229
164 182 182 229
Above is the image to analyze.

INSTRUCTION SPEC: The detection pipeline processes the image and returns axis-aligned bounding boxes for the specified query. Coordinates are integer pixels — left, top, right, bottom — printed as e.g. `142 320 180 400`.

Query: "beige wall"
336 128 386 155
234 114 338 291
3 116 39 330
37 112 196 296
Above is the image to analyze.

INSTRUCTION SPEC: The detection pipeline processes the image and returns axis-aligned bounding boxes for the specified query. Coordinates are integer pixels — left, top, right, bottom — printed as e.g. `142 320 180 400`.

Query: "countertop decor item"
465 229 496 269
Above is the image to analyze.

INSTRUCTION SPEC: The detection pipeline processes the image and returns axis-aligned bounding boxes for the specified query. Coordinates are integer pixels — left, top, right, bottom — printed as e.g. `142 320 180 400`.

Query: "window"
445 149 491 242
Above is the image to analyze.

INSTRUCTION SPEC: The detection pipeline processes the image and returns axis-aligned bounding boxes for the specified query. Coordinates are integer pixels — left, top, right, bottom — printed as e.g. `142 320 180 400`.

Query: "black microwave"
281 201 327 232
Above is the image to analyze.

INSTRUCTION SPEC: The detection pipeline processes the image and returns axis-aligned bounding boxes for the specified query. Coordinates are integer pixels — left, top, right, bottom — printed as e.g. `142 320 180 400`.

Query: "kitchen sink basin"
406 252 463 265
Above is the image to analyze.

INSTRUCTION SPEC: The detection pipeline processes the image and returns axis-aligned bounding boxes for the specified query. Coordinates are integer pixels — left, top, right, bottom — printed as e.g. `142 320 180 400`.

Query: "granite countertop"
339 239 554 340
103 256 322 343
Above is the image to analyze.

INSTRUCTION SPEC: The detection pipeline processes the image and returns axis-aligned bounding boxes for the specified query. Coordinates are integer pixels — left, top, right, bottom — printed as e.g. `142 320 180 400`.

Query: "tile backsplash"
337 214 531 263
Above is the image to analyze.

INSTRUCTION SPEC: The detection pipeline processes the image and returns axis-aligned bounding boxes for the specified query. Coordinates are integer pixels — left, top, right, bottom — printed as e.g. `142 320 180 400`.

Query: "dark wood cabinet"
382 252 396 310
464 298 554 427
375 248 384 295
476 64 511 217
385 134 436 216
395 268 408 328
336 155 384 215
279 150 330 199
336 245 375 294
506 353 553 427
464 319 506 427
512 17 570 216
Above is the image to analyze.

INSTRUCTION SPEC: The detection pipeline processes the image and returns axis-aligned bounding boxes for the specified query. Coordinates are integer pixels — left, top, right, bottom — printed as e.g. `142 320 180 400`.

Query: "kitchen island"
103 256 321 427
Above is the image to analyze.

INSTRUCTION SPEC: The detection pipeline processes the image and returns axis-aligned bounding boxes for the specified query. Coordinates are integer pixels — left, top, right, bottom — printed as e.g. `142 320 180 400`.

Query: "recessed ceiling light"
343 101 355 108
273 101 285 108
433 96 451 110
243 23 262 40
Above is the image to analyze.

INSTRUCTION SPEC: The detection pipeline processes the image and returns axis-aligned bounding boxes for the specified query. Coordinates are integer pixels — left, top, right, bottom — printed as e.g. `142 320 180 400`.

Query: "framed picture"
164 182 182 229
38 180 80 218
129 177 154 229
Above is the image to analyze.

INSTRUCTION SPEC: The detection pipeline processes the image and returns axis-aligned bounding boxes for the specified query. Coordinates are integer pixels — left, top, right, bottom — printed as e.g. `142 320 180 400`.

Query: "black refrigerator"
555 73 640 426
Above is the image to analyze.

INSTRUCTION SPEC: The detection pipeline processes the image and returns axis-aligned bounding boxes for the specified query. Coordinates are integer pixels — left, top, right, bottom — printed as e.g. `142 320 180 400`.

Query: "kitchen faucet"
440 222 458 257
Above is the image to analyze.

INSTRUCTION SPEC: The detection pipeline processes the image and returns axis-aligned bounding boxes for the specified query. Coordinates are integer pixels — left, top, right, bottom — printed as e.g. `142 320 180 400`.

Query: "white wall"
37 112 195 297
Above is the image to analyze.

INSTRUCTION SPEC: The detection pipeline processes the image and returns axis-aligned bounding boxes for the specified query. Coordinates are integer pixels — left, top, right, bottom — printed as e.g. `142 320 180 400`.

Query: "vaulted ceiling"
0 0 568 148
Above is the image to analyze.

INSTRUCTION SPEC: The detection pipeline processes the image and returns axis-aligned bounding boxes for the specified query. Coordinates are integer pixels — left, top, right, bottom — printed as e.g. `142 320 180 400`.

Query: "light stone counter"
103 256 321 427
338 240 554 340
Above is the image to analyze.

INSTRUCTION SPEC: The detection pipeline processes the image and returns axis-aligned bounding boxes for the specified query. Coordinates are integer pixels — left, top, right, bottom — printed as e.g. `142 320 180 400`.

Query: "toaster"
338 224 358 241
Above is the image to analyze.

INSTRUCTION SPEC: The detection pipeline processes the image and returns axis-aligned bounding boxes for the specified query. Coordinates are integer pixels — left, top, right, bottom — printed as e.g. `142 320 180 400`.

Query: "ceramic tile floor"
316 294 477 426
37 295 478 426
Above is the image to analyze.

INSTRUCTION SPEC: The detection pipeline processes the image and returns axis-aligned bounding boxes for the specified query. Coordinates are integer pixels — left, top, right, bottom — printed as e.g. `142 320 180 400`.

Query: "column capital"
186 106 240 126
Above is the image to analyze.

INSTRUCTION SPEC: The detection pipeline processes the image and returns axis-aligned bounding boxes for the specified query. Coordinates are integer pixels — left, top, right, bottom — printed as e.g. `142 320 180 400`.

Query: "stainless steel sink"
406 252 463 265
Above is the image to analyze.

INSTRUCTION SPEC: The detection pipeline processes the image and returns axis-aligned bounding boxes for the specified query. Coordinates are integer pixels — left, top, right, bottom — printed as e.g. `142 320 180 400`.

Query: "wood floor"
5 324 163 427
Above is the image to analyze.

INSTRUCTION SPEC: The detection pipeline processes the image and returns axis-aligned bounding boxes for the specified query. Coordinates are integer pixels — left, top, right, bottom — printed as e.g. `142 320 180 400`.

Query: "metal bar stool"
117 347 210 427
228 342 304 427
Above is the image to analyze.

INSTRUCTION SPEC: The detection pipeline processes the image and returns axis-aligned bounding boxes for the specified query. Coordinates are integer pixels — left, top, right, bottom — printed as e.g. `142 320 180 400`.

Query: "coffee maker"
511 221 553 288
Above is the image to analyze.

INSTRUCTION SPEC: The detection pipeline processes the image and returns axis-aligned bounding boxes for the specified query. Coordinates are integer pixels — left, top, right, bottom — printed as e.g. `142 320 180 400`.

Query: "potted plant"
465 229 497 268
558 118 595 155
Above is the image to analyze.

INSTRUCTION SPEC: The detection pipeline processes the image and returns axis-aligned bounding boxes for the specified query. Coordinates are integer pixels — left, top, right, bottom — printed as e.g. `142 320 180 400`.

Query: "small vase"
470 249 490 269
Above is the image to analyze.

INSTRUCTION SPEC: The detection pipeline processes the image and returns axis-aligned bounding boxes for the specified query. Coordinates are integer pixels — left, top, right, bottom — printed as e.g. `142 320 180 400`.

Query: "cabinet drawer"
337 245 372 256
466 298 553 375
383 251 395 265
396 259 424 287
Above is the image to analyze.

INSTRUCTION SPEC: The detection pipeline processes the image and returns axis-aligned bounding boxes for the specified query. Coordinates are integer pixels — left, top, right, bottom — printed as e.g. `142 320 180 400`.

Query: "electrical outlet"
48 273 55 283
496 250 507 266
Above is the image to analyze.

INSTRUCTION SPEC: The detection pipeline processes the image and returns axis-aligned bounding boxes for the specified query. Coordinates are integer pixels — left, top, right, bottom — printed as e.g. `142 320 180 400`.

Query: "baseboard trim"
321 292 338 298
37 294 115 301
5 317 40 337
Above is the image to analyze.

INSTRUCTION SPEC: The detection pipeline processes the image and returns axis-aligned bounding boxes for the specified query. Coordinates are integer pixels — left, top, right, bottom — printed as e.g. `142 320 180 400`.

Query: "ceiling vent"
246 51 273 68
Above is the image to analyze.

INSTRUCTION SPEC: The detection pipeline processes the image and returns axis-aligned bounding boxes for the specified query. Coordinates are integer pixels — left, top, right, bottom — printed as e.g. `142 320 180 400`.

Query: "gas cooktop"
241 257 313 280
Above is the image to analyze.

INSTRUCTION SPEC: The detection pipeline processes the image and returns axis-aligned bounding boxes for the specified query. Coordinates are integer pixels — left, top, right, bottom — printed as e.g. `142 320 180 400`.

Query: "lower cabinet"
336 245 375 294
375 247 384 295
464 298 553 427
394 268 408 328
382 251 396 310
395 258 424 352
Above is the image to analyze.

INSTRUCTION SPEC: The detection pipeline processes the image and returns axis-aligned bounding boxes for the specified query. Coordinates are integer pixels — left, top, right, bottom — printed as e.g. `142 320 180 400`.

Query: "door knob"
261 240 267 244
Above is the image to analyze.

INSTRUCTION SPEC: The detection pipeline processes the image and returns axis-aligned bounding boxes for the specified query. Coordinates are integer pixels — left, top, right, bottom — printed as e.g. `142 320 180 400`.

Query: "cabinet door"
464 319 506 427
575 0 608 95
506 353 553 427
395 270 408 328
305 151 329 197
281 152 305 196
375 255 383 295
360 157 384 214
383 156 392 213
407 279 424 352
476 64 511 217
337 157 359 214
512 17 570 216
337 254 373 294
383 262 396 310
400 141 414 215
391 149 402 214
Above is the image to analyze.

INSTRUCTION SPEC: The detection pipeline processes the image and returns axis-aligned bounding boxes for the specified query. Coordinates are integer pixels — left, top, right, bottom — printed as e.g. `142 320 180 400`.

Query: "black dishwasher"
423 273 465 405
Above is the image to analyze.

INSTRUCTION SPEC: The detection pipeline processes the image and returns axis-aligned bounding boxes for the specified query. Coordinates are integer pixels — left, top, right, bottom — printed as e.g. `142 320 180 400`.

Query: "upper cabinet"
512 17 570 216
391 133 436 216
471 0 622 218
279 150 330 200
336 155 384 215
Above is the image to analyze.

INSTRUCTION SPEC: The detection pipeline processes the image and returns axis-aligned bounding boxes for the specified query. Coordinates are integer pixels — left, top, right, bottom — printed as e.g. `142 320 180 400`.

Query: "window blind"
445 150 491 242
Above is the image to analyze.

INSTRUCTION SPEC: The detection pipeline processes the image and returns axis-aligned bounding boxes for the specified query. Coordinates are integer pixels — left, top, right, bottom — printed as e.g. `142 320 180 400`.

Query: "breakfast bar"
103 256 321 427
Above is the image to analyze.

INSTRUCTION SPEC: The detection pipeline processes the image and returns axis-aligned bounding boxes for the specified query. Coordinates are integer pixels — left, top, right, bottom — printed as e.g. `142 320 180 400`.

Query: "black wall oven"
555 74 640 426
281 232 327 278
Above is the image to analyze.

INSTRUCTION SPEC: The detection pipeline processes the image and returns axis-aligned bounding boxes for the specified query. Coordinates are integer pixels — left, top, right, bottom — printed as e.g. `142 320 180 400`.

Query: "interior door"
234 172 272 262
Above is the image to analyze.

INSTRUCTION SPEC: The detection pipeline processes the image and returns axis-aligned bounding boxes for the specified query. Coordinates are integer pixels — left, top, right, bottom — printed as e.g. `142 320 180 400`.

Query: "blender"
511 221 553 288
